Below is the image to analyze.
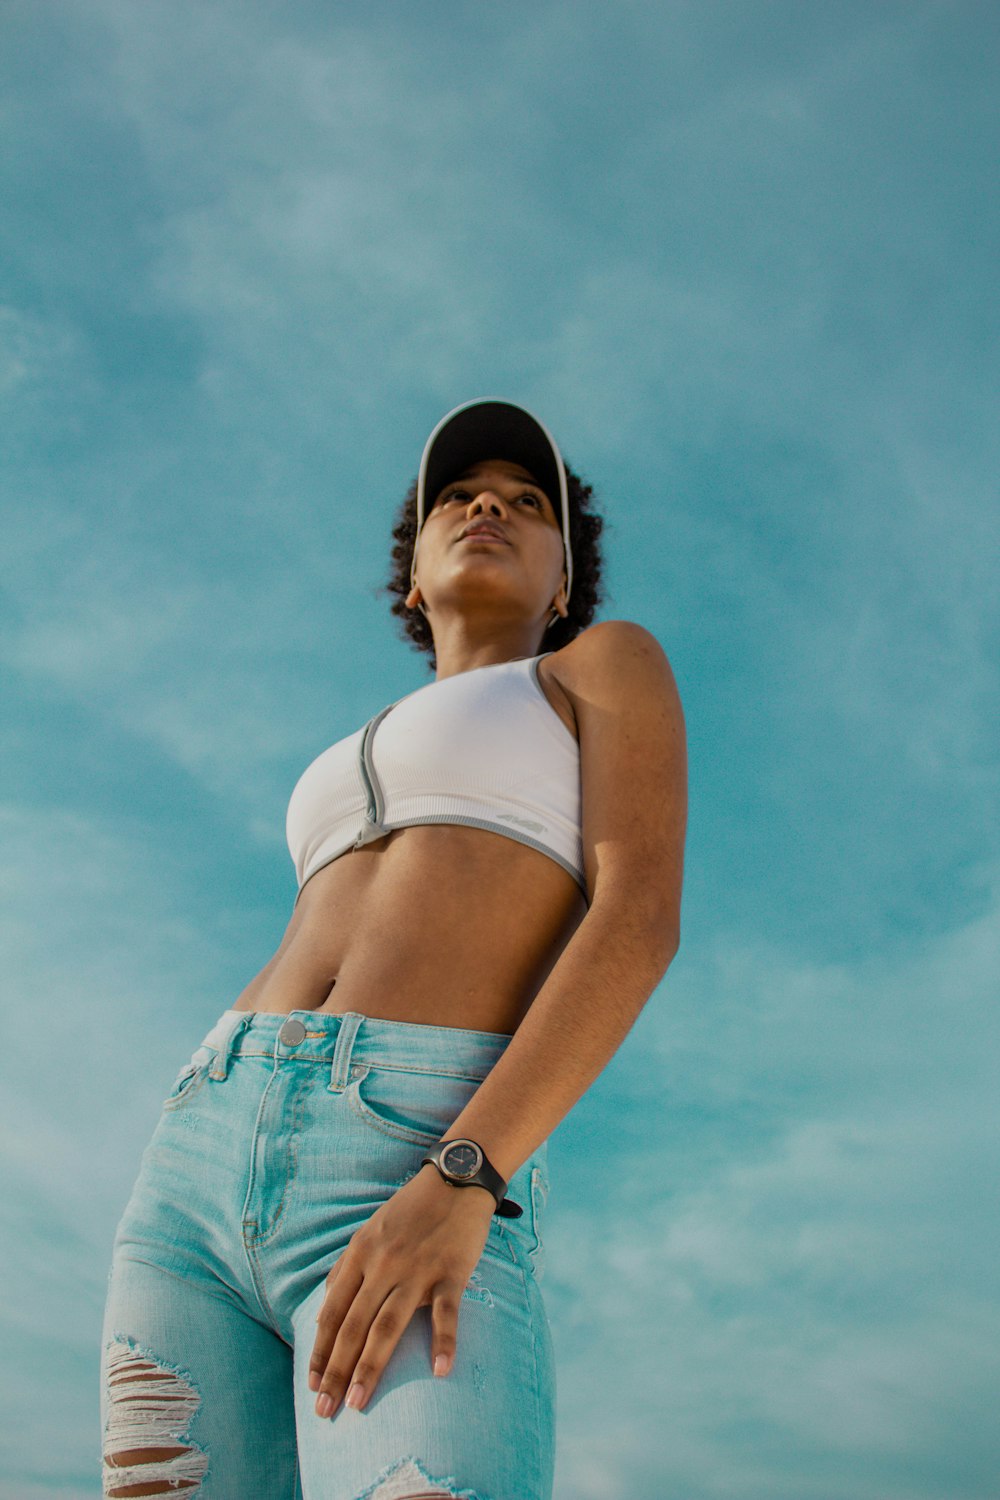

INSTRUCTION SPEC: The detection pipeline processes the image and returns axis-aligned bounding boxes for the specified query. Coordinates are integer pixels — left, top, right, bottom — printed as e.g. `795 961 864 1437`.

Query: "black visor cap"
423 401 564 526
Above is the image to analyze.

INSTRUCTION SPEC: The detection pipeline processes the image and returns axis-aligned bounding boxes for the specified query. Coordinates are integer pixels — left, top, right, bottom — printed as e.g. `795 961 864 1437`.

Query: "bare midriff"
230 829 587 1034
230 658 588 1037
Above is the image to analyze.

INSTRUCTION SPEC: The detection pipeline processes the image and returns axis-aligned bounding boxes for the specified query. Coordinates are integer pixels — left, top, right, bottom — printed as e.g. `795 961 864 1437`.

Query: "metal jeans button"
278 1018 307 1047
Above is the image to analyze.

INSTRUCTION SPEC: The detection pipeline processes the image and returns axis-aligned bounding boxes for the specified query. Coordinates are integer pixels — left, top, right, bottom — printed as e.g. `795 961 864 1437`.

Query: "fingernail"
345 1382 365 1409
434 1355 449 1377
308 1371 320 1392
316 1393 334 1417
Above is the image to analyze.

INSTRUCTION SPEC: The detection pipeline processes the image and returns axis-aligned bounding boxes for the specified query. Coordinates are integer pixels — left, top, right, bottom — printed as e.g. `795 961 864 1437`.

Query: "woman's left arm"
309 619 687 1416
443 617 688 1180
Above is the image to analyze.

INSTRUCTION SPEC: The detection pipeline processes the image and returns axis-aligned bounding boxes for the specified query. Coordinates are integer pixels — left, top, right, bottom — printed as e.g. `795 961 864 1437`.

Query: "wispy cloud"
2 0 997 1494
548 873 1000 1495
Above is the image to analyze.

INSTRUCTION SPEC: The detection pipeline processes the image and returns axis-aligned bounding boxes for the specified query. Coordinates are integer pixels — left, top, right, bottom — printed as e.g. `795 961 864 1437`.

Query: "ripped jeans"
100 1008 555 1500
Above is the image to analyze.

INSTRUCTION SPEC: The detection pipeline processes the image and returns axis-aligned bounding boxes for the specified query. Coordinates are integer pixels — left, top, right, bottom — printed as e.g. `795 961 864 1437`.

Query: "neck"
429 617 548 681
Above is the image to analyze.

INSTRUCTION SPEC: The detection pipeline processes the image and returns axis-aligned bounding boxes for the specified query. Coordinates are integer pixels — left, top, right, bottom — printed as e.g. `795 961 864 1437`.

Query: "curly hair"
382 459 607 672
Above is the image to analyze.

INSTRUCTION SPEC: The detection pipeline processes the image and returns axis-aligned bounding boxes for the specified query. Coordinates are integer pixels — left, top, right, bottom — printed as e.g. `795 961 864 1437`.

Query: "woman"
100 398 687 1500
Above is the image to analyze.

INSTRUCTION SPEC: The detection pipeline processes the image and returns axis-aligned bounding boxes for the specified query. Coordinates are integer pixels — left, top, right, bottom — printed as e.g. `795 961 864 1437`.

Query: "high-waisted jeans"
100 1007 555 1500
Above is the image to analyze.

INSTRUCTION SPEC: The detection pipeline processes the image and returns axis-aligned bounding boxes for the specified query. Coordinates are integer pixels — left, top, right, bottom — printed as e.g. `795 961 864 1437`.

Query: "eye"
516 492 543 509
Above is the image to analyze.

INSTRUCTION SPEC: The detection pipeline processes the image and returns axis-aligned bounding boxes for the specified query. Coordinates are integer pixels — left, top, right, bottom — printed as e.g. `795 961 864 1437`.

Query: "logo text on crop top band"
496 813 547 833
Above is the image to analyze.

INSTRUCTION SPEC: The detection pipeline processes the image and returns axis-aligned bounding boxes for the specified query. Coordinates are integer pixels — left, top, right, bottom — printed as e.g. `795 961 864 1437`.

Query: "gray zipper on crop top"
353 700 400 847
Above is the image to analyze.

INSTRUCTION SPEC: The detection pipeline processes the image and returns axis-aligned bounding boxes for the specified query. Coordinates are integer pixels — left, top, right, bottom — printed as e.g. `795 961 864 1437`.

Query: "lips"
458 522 509 544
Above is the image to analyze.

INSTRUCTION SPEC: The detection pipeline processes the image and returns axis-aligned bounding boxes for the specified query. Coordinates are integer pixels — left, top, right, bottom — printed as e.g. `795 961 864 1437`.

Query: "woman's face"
412 458 568 628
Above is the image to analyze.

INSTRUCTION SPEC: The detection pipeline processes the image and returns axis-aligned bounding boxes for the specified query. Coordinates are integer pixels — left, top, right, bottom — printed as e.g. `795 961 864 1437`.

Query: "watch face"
442 1141 481 1179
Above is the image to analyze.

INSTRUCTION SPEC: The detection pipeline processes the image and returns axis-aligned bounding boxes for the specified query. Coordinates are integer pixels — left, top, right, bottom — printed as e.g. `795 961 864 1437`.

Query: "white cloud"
0 303 91 398
546 873 1000 1496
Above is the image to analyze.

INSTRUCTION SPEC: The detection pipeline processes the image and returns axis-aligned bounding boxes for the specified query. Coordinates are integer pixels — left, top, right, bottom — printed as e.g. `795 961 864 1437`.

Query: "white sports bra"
286 652 586 905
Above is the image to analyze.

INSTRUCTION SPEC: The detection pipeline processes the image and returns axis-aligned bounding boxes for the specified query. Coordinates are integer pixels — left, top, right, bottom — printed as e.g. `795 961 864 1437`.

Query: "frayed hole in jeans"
103 1336 208 1497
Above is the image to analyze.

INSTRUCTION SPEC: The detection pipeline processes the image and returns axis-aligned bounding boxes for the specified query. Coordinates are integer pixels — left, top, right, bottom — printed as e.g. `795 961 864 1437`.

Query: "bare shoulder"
548 618 682 713
549 620 687 932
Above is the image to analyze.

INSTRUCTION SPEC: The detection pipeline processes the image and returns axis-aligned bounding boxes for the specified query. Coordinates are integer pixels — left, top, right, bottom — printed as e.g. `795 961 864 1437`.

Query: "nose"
466 491 508 519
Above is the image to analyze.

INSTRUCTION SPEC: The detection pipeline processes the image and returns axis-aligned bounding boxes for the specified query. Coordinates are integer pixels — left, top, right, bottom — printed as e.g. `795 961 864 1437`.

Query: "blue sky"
1 1 998 1496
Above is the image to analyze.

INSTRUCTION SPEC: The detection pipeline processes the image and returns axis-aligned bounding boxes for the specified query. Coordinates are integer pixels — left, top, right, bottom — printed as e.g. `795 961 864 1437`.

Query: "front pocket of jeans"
161 1046 213 1111
347 1063 479 1146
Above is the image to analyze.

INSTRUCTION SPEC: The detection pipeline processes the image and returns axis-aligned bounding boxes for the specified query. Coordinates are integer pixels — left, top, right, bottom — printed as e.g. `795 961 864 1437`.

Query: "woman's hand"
309 1161 497 1417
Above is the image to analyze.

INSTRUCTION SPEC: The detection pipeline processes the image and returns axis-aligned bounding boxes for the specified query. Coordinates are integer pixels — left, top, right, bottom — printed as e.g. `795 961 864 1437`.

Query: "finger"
315 1255 343 1318
314 1280 398 1417
429 1281 462 1379
309 1259 363 1394
333 1285 423 1412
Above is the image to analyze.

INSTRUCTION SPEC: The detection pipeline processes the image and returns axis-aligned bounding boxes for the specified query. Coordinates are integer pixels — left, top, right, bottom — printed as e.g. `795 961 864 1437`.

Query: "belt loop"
328 1012 364 1092
208 1012 252 1081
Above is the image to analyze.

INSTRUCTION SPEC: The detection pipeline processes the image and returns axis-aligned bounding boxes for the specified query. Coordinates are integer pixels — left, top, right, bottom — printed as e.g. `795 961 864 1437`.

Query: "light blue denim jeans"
100 1007 555 1500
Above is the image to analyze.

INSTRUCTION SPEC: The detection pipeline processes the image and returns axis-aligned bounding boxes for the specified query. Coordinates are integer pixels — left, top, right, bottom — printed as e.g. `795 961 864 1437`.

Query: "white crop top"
286 652 586 905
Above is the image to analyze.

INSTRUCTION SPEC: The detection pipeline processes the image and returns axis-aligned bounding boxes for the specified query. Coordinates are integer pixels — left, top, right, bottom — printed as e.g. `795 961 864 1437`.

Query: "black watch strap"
421 1139 523 1219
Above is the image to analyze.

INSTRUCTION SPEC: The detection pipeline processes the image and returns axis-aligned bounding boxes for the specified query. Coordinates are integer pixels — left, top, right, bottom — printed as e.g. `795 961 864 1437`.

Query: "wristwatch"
421 1138 523 1218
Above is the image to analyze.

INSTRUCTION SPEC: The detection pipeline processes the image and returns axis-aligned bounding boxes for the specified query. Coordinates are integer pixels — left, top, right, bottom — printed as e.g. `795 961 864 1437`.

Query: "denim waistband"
190 1008 514 1087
